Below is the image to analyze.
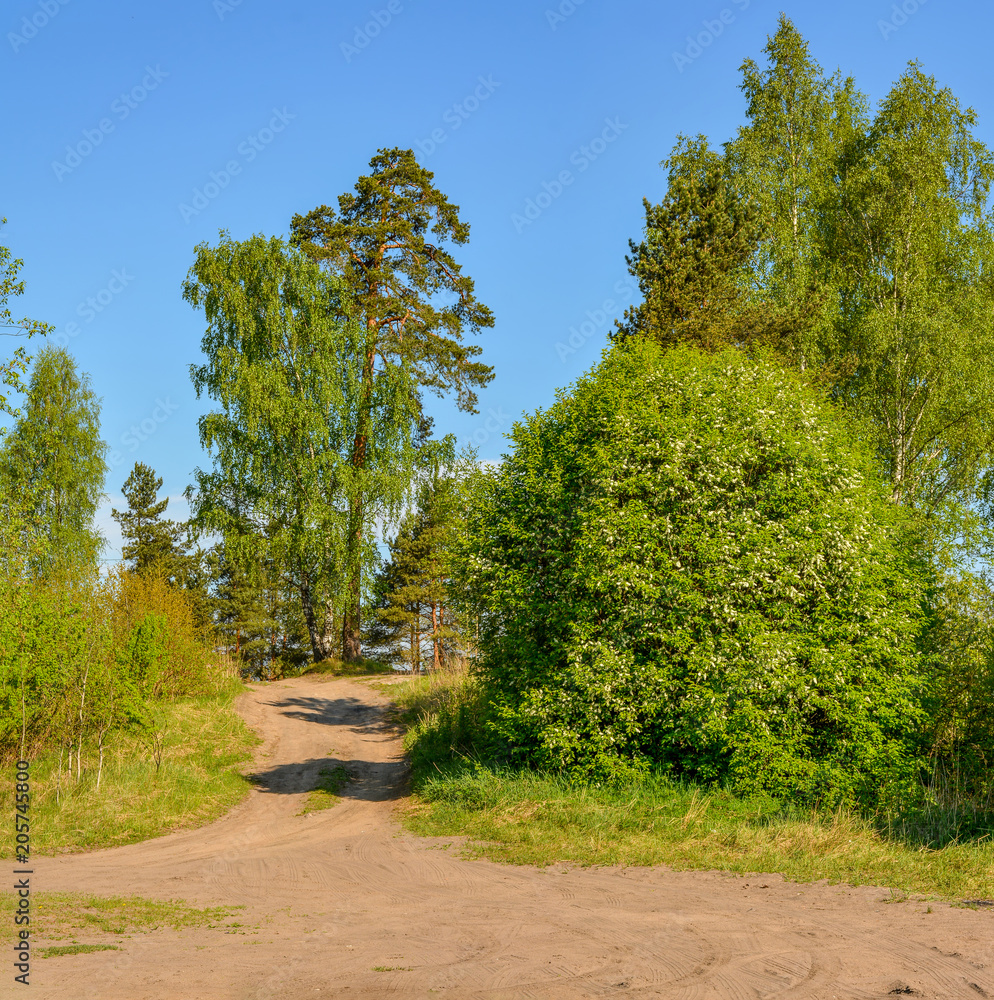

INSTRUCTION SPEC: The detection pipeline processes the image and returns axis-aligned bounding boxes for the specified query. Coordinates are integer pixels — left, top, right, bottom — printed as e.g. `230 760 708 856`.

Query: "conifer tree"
291 148 494 661
366 464 469 672
614 137 762 351
112 462 184 575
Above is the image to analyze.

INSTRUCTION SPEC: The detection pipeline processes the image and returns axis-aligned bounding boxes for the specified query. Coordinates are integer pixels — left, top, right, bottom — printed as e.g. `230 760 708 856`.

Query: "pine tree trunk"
342 338 375 665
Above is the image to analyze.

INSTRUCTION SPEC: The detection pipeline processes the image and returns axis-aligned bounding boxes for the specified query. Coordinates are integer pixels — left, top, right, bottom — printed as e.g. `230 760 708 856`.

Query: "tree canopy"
112 462 185 576
0 346 106 579
620 15 994 510
184 232 423 662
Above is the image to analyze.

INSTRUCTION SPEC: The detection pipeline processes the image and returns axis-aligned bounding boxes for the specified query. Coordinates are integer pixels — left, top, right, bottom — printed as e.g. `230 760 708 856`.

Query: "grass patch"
0 677 259 857
392 669 994 901
406 765 994 898
41 943 119 958
299 765 353 815
298 657 397 678
0 892 244 944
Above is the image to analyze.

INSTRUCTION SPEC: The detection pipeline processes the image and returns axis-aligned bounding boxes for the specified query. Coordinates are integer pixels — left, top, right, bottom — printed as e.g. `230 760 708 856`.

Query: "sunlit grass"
0 677 258 857
0 891 244 944
392 669 994 900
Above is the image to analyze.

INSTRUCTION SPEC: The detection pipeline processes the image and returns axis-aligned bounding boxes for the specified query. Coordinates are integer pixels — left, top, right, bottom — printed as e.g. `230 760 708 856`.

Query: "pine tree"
614 137 763 351
111 462 184 576
291 148 494 661
365 466 469 672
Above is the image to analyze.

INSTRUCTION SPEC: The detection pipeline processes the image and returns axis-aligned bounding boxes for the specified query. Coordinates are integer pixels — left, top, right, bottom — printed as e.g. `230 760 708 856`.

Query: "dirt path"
29 674 994 1000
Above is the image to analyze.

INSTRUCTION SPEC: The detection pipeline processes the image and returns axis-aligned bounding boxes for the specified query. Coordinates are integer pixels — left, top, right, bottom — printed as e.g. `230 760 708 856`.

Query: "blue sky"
2 0 990 560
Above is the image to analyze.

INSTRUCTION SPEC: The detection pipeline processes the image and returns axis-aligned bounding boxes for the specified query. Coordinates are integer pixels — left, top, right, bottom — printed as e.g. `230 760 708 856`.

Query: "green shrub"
0 567 224 765
460 342 929 804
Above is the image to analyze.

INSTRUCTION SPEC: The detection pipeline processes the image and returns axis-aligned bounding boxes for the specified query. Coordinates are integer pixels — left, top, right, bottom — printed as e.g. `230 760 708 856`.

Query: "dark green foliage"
462 342 929 804
290 147 495 412
614 137 765 352
112 463 183 575
209 540 310 679
365 463 470 672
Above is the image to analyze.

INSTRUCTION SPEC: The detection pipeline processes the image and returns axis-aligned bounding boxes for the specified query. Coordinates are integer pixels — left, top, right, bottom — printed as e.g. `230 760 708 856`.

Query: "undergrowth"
0 677 258 857
395 665 994 901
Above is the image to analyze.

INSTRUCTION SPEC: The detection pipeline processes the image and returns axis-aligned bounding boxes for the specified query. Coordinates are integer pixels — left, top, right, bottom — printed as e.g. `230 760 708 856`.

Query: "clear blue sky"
2 0 990 559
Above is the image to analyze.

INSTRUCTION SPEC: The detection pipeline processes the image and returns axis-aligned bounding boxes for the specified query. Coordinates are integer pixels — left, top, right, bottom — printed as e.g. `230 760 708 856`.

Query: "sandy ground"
18 673 994 1000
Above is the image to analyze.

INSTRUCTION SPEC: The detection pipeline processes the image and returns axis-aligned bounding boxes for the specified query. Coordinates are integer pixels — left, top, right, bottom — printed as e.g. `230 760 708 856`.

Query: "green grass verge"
0 891 244 944
393 672 994 901
406 765 994 899
0 678 259 857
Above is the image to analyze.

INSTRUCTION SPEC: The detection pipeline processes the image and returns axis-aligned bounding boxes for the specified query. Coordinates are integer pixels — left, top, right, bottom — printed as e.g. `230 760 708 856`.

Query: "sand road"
28 673 994 999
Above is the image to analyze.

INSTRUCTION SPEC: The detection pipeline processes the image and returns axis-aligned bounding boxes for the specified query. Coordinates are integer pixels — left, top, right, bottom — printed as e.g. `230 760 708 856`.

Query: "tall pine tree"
112 462 184 575
291 148 494 661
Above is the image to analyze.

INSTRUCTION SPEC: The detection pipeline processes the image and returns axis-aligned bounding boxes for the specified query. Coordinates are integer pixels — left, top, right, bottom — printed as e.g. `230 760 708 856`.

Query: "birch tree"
184 233 420 662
